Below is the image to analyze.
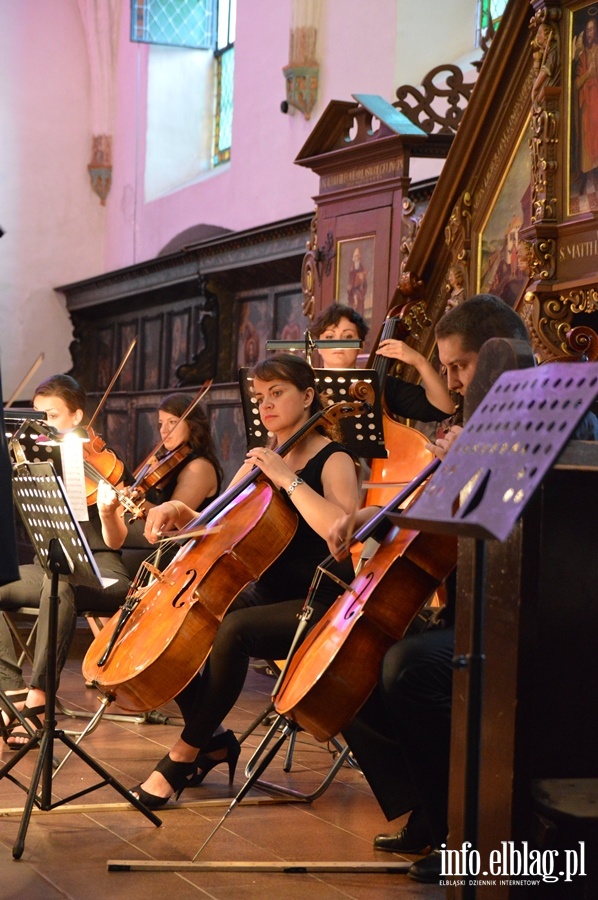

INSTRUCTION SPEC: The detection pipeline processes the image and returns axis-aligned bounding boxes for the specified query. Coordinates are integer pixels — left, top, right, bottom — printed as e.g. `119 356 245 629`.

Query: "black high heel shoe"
129 753 197 810
190 730 241 787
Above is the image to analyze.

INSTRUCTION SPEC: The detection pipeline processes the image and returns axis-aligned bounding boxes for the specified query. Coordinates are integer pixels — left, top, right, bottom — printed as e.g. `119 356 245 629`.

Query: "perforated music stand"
387 360 598 898
239 367 386 458
0 461 161 859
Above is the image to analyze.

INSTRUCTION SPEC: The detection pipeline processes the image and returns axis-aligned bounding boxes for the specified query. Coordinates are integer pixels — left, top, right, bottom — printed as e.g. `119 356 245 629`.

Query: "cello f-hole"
172 569 198 608
343 572 374 620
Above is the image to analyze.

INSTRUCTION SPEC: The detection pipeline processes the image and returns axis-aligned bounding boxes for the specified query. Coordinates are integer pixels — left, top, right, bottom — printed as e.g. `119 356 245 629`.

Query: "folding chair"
239 659 360 802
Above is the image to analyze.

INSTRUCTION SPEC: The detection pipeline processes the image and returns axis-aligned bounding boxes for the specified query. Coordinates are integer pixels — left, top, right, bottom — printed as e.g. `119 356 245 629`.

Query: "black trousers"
175 591 328 749
343 625 454 847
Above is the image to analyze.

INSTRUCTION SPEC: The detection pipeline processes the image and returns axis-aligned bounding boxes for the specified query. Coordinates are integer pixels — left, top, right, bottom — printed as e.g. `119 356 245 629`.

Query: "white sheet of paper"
60 440 89 521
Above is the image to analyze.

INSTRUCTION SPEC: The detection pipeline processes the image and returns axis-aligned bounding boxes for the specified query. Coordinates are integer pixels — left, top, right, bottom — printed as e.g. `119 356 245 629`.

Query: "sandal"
4 704 45 751
0 689 29 742
129 753 197 810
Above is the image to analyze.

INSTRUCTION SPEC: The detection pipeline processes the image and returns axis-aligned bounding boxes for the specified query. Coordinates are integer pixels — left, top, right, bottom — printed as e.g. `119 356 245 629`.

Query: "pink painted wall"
0 0 106 395
105 0 401 269
0 0 480 398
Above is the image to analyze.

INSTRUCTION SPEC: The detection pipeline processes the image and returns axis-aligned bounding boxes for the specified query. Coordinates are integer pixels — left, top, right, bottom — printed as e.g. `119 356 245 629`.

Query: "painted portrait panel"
335 236 375 330
275 291 305 343
568 2 598 215
236 297 273 369
209 403 247 487
478 130 531 308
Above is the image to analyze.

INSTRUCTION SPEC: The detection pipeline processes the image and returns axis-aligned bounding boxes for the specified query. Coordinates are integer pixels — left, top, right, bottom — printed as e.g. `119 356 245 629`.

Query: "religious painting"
209 403 247 488
478 129 531 308
236 297 273 369
335 236 375 329
275 291 305 344
568 3 598 215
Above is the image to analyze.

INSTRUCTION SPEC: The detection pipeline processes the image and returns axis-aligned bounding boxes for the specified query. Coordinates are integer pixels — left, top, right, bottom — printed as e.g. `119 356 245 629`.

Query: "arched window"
131 0 215 49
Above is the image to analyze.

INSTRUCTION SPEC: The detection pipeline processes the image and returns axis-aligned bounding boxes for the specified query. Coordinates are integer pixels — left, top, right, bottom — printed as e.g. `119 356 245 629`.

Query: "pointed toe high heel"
190 730 241 787
129 753 197 810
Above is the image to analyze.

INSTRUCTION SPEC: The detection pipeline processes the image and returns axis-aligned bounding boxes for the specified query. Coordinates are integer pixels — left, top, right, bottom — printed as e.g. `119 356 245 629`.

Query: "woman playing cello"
129 354 360 809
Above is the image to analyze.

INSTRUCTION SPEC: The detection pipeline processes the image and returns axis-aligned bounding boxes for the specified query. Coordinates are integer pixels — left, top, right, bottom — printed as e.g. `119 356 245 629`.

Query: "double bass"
82 392 372 712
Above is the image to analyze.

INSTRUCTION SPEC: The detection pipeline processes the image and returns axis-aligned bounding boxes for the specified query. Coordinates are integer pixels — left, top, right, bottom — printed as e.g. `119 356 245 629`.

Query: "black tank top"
256 441 355 607
146 450 220 512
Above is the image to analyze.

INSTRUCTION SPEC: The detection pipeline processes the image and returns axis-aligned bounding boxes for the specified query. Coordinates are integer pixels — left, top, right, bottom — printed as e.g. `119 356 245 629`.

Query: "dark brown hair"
250 354 341 443
310 303 369 342
159 392 223 488
435 293 529 354
34 374 87 417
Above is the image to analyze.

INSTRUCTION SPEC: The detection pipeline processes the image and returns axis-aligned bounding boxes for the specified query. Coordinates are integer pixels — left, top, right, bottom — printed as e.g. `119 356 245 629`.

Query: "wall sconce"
88 135 113 206
281 7 320 121
281 64 319 120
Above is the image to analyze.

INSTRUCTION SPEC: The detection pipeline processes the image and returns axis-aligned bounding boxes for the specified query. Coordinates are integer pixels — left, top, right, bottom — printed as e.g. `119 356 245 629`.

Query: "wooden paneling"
140 315 163 390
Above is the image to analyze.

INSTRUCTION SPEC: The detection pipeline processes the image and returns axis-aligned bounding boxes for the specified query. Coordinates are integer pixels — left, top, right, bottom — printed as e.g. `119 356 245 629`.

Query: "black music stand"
386 360 598 899
239 367 386 458
0 461 161 859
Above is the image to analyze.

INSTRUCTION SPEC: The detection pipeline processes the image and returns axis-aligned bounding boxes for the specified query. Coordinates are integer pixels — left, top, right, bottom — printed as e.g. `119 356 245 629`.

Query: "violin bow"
4 353 45 407
131 379 213 485
88 337 137 430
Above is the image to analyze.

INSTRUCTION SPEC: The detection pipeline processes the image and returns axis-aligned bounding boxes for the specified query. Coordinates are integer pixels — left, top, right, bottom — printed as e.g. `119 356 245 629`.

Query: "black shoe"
129 753 197 810
408 849 443 883
374 817 432 854
189 729 241 787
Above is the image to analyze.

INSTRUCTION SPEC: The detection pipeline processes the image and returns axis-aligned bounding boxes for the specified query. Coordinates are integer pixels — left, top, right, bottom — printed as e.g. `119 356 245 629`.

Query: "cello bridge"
140 561 174 585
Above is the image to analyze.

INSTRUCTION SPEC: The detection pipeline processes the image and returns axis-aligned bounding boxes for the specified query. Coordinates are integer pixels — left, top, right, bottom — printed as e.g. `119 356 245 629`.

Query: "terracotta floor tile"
0 622 444 898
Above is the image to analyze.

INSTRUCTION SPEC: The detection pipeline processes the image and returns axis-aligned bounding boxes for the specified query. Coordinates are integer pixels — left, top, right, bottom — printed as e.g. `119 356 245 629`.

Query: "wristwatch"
286 477 304 497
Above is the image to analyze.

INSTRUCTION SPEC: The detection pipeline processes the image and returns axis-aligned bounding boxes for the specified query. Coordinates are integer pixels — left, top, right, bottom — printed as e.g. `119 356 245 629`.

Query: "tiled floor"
0 624 444 899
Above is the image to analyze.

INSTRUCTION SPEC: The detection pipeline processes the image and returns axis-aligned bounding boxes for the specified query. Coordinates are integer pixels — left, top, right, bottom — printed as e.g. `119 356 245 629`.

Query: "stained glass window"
478 0 508 38
131 0 215 50
213 0 236 166
131 0 236 170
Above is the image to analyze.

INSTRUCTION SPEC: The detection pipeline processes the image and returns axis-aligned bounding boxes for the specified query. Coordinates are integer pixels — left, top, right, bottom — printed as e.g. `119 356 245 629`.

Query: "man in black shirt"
331 295 535 884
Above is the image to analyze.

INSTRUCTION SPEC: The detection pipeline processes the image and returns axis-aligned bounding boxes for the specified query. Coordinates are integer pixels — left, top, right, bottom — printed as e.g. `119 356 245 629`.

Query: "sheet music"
59 439 89 521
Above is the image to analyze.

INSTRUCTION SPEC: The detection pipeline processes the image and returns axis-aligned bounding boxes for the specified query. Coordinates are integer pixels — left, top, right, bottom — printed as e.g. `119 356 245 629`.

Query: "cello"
82 391 372 712
365 303 438 507
273 459 457 742
273 334 538 742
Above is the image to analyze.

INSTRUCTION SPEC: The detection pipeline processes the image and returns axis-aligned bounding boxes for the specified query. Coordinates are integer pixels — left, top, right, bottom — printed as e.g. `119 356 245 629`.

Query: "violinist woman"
99 393 222 551
129 354 360 808
0 374 131 749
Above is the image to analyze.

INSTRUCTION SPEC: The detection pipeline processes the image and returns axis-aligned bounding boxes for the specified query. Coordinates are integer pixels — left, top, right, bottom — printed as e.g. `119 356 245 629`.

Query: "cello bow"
82 392 373 712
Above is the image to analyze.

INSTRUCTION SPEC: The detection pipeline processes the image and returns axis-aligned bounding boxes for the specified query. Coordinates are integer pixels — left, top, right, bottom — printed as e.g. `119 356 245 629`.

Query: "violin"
80 336 137 507
82 391 372 713
131 444 193 497
273 459 457 741
82 425 124 505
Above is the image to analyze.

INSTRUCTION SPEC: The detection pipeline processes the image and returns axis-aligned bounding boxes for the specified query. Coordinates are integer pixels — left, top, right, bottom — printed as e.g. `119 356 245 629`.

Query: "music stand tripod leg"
191 722 292 859
11 538 161 860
